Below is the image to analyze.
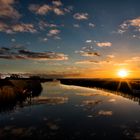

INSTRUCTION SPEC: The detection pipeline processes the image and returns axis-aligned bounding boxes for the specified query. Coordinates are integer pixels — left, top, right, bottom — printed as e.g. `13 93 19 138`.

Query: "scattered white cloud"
47 29 60 36
64 6 73 13
119 17 140 34
0 0 21 19
29 4 52 15
38 21 48 30
73 24 80 28
12 23 36 33
0 22 9 32
96 42 112 47
0 0 14 5
38 21 57 30
11 38 16 42
29 1 70 16
73 13 89 20
76 46 101 57
0 22 36 33
130 17 140 27
89 22 95 28
86 40 92 43
42 37 48 42
106 54 115 59
117 29 126 34
53 8 64 15
125 57 140 62
52 1 62 7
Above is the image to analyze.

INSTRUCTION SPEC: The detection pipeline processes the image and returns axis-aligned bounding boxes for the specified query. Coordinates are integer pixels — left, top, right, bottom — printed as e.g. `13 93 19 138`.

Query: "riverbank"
60 78 140 100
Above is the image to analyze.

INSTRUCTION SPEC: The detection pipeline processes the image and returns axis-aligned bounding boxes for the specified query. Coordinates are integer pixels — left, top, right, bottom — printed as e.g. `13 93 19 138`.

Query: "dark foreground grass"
0 80 42 112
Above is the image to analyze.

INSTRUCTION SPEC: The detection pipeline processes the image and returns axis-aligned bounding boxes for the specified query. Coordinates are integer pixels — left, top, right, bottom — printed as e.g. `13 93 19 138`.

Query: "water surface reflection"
0 81 140 140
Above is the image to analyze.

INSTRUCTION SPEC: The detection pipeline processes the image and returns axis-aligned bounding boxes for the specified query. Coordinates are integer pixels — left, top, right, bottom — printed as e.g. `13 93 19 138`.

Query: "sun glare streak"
116 69 132 92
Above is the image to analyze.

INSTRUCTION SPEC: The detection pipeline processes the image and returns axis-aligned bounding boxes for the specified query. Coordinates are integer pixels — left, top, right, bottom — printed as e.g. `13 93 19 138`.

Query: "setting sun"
117 69 129 78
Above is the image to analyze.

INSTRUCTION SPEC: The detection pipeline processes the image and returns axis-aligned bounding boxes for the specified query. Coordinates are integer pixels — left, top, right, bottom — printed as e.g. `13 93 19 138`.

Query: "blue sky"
0 0 140 78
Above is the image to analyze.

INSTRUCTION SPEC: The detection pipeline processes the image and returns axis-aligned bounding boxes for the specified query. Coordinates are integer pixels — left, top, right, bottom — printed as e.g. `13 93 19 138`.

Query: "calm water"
0 81 140 140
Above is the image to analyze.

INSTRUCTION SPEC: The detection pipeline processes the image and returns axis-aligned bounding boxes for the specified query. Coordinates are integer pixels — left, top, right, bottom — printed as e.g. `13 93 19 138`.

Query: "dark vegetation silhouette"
60 79 140 104
0 80 42 112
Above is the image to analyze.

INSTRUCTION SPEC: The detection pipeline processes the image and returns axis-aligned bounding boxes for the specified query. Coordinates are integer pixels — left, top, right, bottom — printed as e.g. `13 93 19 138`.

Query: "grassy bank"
0 80 42 112
60 78 140 103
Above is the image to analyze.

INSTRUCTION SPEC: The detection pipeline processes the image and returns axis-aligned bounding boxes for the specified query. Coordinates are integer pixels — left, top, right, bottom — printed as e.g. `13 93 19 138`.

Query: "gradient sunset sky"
0 0 140 78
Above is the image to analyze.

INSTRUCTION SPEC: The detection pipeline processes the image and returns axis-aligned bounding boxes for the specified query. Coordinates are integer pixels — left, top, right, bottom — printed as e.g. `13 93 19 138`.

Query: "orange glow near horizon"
74 67 140 79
